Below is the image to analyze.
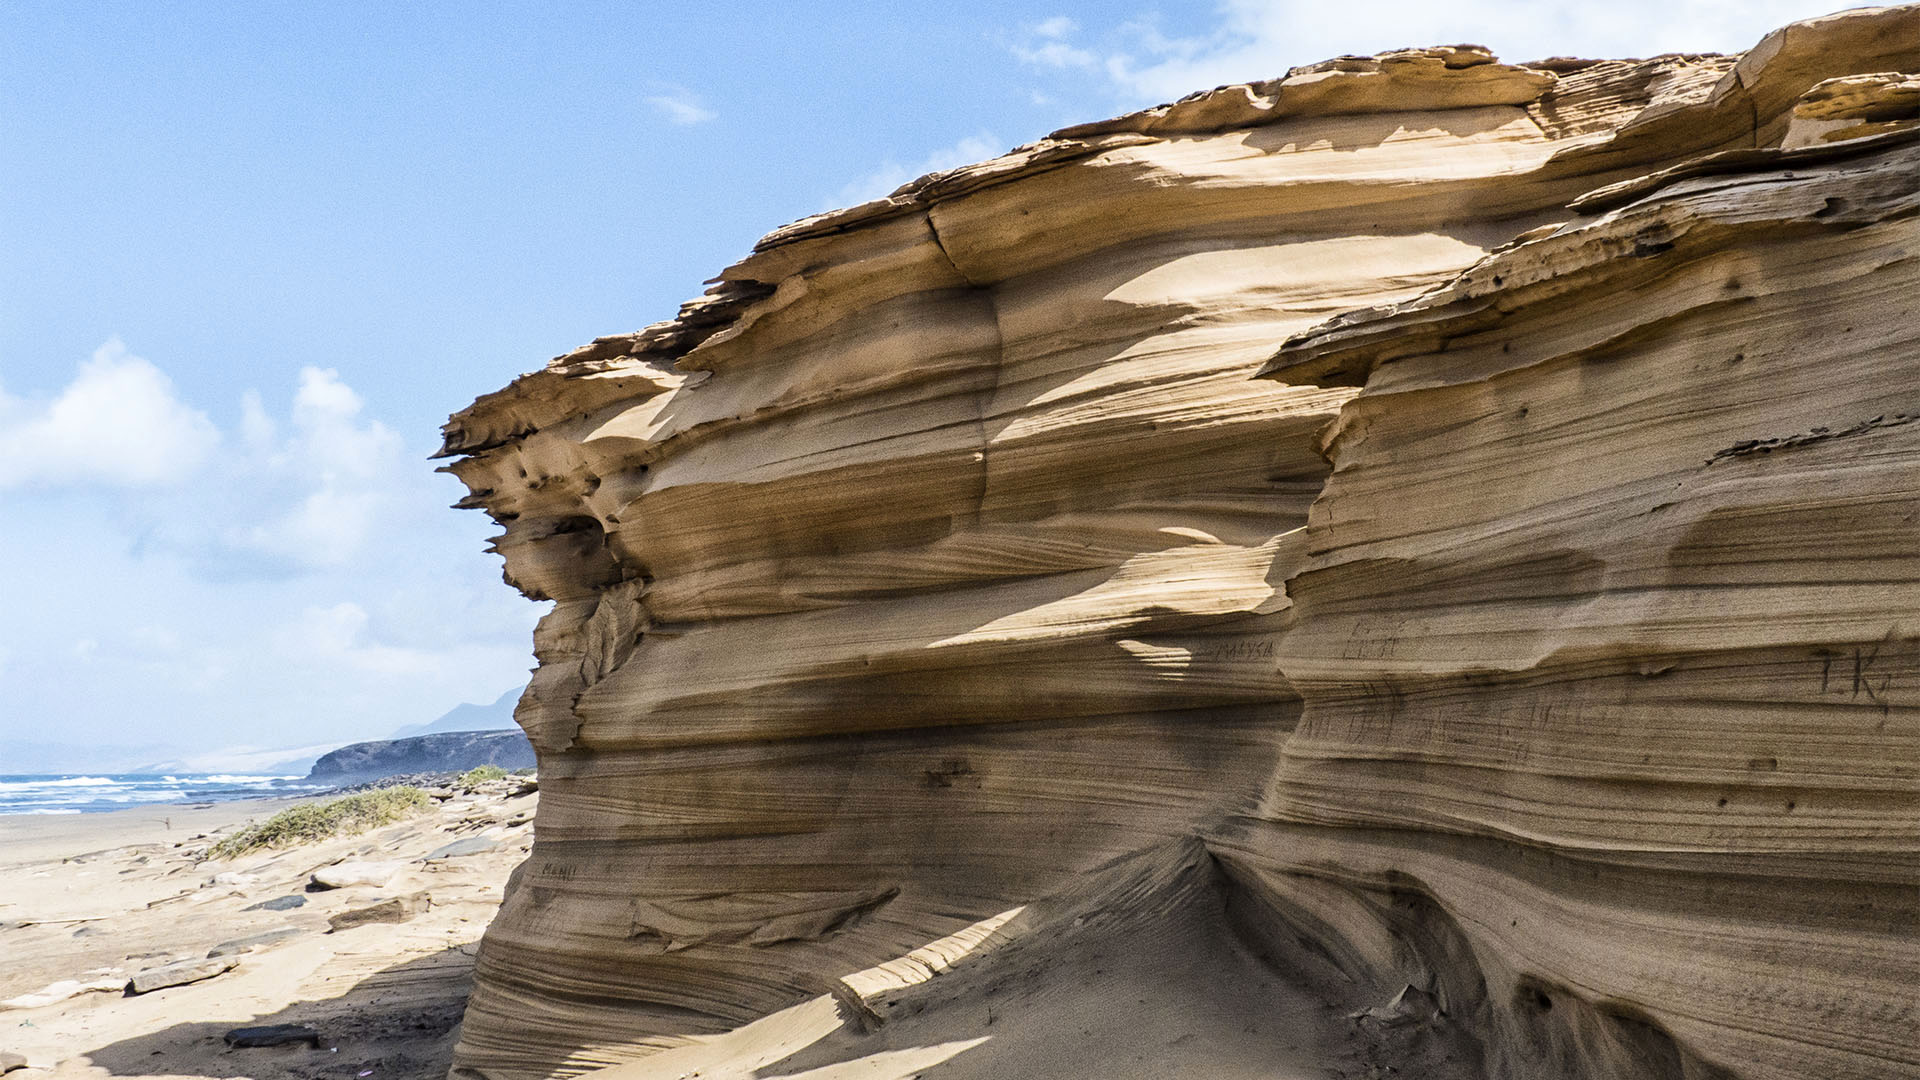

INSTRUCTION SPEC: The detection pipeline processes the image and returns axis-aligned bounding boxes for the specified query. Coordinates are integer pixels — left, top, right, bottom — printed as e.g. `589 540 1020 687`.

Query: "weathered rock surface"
306 730 534 785
126 957 237 995
327 891 431 932
206 927 305 957
310 860 406 890
442 7 1920 1079
423 836 496 861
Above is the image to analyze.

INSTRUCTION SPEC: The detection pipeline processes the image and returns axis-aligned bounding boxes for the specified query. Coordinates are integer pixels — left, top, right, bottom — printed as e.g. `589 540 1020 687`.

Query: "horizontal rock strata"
443 6 1920 1078
1248 121 1920 1080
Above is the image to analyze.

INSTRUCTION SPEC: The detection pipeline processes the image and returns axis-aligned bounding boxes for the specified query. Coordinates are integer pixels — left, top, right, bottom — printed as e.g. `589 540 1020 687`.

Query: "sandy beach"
0 781 534 1080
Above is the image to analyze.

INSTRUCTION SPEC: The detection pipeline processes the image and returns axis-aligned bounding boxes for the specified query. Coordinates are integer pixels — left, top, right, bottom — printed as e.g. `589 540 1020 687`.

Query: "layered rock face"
443 8 1920 1079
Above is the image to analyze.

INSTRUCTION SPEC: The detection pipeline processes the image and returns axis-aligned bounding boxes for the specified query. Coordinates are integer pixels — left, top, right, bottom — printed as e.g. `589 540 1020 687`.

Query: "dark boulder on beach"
224 1025 322 1049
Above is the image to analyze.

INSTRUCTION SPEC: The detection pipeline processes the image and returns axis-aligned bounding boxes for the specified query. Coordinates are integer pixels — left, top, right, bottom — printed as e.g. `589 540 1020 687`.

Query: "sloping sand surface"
579 842 1480 1080
0 784 535 1080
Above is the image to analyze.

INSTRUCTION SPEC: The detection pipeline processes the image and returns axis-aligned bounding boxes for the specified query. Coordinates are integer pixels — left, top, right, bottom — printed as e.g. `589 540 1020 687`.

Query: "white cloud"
1011 0 1849 108
239 389 276 450
646 88 717 126
0 339 219 488
0 341 542 766
830 132 1005 209
286 366 401 480
240 485 388 567
230 366 409 567
284 601 371 656
292 364 364 429
277 600 495 677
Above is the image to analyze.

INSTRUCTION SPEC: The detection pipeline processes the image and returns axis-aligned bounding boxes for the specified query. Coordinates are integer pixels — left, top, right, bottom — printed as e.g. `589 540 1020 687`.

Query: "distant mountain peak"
392 685 522 739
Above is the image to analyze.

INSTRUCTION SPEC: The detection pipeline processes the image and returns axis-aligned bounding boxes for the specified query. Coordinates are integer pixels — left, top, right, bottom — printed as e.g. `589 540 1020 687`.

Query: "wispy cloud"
829 132 1004 210
645 87 716 126
1012 14 1099 69
1034 15 1078 39
1013 39 1100 70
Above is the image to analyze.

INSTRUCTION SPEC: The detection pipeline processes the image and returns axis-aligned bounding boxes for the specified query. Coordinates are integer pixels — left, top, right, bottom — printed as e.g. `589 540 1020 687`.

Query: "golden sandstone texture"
442 7 1920 1079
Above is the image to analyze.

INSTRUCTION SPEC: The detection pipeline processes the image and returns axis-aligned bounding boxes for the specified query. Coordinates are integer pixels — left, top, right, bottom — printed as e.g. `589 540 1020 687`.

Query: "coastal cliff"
441 7 1920 1078
307 731 534 785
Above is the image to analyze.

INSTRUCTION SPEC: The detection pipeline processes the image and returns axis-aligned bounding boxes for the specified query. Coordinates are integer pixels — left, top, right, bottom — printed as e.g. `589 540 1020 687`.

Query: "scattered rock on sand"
211 871 258 887
223 1024 323 1048
311 860 406 889
424 836 496 861
207 927 305 957
0 1051 27 1073
126 956 239 995
328 891 431 932
0 773 531 1080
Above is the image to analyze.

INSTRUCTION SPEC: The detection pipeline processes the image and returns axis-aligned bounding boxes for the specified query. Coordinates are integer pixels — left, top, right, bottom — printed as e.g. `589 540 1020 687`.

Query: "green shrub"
455 764 508 790
209 787 430 860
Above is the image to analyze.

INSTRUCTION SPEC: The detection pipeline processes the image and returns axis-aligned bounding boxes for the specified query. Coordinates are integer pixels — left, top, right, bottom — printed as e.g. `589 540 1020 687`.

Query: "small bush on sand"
456 765 508 790
209 787 430 860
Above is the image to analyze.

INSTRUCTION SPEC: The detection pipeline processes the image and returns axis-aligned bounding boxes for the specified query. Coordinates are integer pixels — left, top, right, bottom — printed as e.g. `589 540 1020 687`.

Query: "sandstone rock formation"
441 7 1920 1078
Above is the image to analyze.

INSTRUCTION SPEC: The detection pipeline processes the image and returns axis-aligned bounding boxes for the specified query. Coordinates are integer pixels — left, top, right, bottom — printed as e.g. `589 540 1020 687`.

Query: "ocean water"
0 774 333 815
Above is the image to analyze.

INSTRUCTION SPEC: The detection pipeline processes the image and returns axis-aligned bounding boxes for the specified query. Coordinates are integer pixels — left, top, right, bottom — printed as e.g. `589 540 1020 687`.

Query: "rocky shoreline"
0 777 536 1080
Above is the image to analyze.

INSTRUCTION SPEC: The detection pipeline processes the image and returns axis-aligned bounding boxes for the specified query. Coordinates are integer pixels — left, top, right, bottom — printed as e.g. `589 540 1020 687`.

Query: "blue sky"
0 1 1838 770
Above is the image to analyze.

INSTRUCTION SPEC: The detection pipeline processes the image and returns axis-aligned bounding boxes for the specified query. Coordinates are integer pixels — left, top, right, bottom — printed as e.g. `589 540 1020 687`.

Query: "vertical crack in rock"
442 7 1920 1079
923 205 1000 537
